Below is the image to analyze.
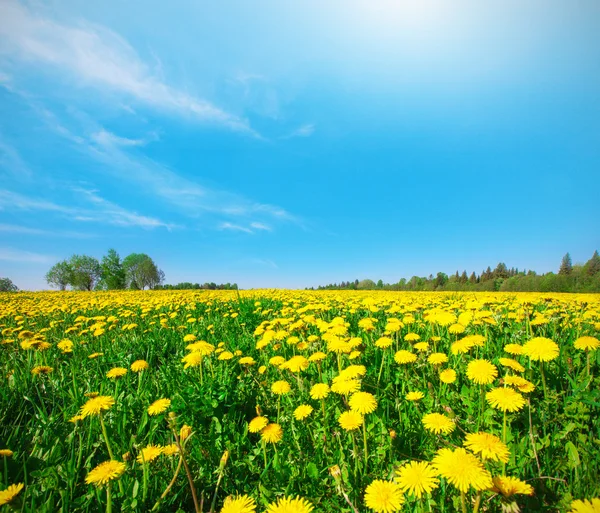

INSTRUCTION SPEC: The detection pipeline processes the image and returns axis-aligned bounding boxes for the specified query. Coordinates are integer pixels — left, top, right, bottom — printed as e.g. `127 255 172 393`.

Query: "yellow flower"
220 495 256 513
182 352 204 368
180 425 193 441
574 336 600 351
85 461 126 486
148 398 171 416
428 353 448 365
57 339 74 353
432 448 492 493
466 359 498 385
504 344 524 355
131 360 149 372
69 414 84 423
308 352 327 362
499 358 525 373
569 498 600 513
239 356 256 365
218 351 234 360
248 416 269 433
0 449 13 457
162 444 179 456
491 476 534 497
439 369 457 384
375 337 393 349
331 378 361 395
282 355 309 373
486 387 525 412
88 352 104 359
395 461 439 498
349 392 377 415
422 413 455 435
394 350 417 364
79 396 115 418
32 365 53 375
0 483 24 506
310 383 330 400
503 375 535 393
404 333 420 342
522 337 559 362
265 496 313 513
106 367 127 379
364 479 404 512
414 342 429 352
271 380 291 395
293 405 314 421
464 432 510 462
137 444 163 464
338 410 364 431
261 423 283 444
406 391 424 402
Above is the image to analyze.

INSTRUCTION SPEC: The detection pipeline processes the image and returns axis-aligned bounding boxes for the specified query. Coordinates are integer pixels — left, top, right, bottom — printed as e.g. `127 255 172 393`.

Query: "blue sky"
1 0 599 289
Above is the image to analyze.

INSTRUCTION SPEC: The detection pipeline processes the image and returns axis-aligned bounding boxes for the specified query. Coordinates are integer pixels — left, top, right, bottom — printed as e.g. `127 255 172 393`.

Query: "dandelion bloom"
464 432 510 463
491 476 534 497
364 480 404 512
451 339 474 355
422 413 455 435
88 352 104 359
180 425 193 441
265 496 313 513
182 352 204 368
395 461 439 498
432 448 492 493
79 396 115 418
261 423 283 444
148 398 171 416
574 336 600 351
448 323 466 335
504 344 524 355
218 351 234 360
439 369 457 384
57 339 73 353
69 414 84 423
404 333 420 342
310 383 330 400
106 367 128 379
338 410 364 431
32 366 53 375
349 392 378 415
522 337 559 362
338 365 367 379
569 498 600 513
466 359 498 385
85 461 126 486
406 391 424 402
414 342 429 352
248 416 269 433
220 495 256 513
0 483 24 506
282 356 309 373
394 350 417 365
486 387 525 412
499 358 525 373
137 444 163 464
308 352 327 362
271 380 291 395
375 337 393 349
162 444 179 456
331 378 361 395
269 356 286 367
186 341 215 355
428 353 448 365
239 356 256 366
0 450 13 457
131 360 149 372
183 334 197 342
503 375 536 393
294 405 314 421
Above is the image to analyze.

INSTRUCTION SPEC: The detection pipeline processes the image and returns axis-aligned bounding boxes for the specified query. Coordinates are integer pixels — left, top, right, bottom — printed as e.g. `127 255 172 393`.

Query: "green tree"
45 260 73 290
585 250 600 276
357 279 376 290
0 278 18 292
559 253 573 275
122 253 164 289
69 255 101 291
100 249 126 289
434 272 448 289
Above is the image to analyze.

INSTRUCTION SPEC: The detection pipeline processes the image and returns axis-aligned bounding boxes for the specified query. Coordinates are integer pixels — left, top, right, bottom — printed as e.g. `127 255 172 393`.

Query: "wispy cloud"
219 222 253 234
91 129 158 148
0 189 176 230
0 138 32 177
282 123 315 139
248 258 278 269
0 247 54 264
0 0 257 135
250 222 272 231
0 223 94 238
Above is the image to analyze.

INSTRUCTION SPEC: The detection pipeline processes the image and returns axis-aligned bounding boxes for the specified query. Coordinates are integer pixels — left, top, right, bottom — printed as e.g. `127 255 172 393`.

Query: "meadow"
1 290 599 513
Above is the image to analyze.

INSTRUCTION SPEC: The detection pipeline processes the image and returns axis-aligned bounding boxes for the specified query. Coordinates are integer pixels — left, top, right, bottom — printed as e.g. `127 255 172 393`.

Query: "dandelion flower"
182 352 204 368
269 356 286 367
148 398 171 416
57 339 73 353
79 396 115 418
265 496 313 513
294 405 314 421
261 423 283 444
162 444 179 456
491 476 534 497
220 495 256 513
137 444 163 464
131 360 149 372
375 337 393 349
271 381 291 395
331 378 361 395
439 369 457 384
0 450 13 457
464 432 510 463
349 392 377 415
422 413 455 435
69 414 84 423
0 483 24 506
569 498 600 513
503 375 536 393
394 350 417 365
106 367 127 379
522 337 559 362
248 416 269 433
404 333 420 342
395 461 439 498
432 448 492 493
32 366 53 375
504 344 524 355
308 352 327 362
414 342 429 352
85 461 126 486
364 480 404 512
282 356 309 373
574 336 600 351
428 353 448 365
180 425 192 441
499 358 525 373
219 351 234 360
310 383 330 400
338 410 364 431
239 356 256 366
406 391 424 402
466 359 498 385
486 387 525 412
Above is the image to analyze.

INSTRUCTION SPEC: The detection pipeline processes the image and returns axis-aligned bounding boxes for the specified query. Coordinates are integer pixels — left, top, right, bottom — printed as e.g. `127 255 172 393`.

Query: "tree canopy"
0 278 18 292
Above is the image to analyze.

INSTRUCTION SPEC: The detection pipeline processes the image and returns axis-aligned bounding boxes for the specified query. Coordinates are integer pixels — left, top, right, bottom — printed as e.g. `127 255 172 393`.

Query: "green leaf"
132 479 139 499
565 441 580 469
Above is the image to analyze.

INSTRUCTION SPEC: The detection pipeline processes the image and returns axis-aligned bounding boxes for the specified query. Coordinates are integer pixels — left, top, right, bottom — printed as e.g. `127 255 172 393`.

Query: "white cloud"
0 0 257 135
91 129 157 147
250 222 272 231
0 138 32 177
282 123 315 139
0 223 94 238
219 222 253 234
0 247 54 264
248 258 278 269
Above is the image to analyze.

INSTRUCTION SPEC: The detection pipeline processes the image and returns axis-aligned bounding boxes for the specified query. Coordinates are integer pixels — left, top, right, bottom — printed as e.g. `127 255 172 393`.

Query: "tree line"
310 250 600 293
45 250 164 291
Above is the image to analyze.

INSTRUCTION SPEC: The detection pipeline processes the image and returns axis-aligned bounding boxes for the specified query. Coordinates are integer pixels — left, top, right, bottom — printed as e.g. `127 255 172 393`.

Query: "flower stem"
460 491 468 513
106 483 112 513
151 456 183 511
99 414 124 495
362 419 368 471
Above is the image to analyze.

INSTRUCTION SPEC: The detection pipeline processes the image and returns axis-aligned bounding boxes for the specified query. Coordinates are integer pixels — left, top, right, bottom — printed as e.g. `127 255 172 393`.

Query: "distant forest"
309 251 600 293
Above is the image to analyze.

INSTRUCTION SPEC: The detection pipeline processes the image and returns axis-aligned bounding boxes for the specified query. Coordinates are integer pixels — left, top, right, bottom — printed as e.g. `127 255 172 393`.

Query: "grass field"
1 290 599 512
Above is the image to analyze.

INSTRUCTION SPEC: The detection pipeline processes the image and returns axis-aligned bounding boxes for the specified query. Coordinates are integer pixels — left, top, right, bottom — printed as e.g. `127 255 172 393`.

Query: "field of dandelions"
1 291 600 513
